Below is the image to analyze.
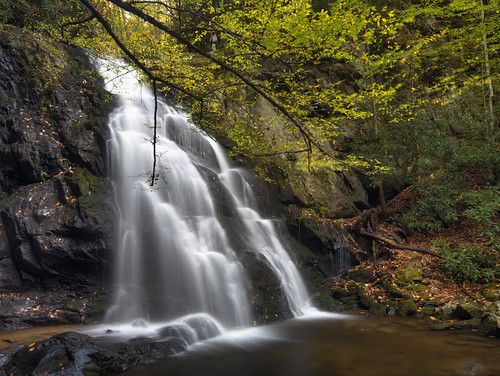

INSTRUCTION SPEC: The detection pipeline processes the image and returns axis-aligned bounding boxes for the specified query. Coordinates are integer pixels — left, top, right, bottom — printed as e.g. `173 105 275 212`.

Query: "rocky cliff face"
0 26 115 328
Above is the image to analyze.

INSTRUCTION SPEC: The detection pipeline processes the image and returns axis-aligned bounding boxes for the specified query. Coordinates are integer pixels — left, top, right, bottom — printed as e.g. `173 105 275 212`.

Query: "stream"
120 313 500 376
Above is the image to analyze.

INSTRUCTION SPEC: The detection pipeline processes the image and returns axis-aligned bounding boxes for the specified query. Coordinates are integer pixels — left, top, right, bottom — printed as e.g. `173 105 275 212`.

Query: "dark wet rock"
239 250 294 324
0 331 186 376
197 165 236 217
0 25 115 330
0 291 109 330
0 174 113 283
286 215 361 279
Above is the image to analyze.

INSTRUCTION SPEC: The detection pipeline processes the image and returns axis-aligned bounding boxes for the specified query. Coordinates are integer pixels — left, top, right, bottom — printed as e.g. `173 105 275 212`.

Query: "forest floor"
335 186 499 318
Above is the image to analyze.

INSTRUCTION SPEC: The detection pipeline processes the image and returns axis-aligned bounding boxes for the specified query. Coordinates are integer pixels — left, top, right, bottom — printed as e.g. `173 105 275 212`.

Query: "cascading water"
98 59 313 335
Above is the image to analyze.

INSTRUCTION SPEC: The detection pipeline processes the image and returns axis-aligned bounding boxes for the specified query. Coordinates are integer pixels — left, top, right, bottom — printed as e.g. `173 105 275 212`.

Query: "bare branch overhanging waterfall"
98 59 314 332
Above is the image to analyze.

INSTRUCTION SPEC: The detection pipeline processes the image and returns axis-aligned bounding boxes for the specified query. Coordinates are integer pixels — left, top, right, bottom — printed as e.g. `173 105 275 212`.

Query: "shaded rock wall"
0 26 114 327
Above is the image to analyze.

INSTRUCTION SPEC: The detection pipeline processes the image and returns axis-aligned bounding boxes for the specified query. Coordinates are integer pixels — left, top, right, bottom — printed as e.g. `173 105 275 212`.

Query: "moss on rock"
385 283 408 299
395 265 423 286
396 299 417 316
88 294 107 318
314 291 342 312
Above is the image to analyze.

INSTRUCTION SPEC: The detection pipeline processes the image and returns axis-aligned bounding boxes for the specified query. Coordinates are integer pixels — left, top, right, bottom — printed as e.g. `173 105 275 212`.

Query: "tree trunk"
480 0 496 144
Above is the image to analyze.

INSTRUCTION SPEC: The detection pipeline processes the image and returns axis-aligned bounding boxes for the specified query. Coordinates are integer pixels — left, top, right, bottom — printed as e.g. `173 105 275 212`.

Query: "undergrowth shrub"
436 241 499 283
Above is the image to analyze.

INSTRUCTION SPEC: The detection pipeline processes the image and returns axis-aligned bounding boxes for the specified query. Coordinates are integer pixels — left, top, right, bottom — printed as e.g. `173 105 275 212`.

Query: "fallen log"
359 229 443 259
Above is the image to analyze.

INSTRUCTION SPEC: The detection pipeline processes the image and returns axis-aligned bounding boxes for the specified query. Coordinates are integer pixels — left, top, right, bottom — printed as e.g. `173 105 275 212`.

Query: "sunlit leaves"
23 0 496 194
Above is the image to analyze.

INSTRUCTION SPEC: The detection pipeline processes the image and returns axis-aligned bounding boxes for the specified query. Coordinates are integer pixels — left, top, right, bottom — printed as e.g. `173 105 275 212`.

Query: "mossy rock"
485 301 500 315
442 300 484 320
346 281 360 295
432 319 481 332
407 283 428 293
65 299 84 313
340 295 360 310
396 299 417 316
331 287 349 300
88 294 107 318
454 301 484 320
314 292 342 312
76 176 112 217
83 368 101 376
410 255 423 268
430 322 449 331
441 301 457 319
481 290 499 302
453 319 481 330
419 306 437 317
348 267 373 283
395 265 423 286
73 167 101 197
385 283 408 299
368 302 386 316
479 313 500 337
356 287 379 312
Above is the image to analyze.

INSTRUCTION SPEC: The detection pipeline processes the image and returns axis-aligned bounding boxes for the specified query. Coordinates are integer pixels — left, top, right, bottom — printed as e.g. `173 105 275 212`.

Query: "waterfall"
97 59 313 331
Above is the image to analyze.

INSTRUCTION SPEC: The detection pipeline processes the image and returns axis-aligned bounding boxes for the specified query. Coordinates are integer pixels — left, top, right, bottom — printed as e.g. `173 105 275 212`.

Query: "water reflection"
122 315 500 376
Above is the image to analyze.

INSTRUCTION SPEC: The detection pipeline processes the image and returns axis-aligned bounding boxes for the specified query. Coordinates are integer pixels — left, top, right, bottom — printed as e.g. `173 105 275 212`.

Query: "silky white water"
97 59 313 335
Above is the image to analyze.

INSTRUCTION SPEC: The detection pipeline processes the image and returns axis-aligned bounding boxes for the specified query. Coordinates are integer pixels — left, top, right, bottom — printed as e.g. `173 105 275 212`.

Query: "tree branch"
105 0 323 155
359 229 443 258
78 0 204 187
60 15 95 30
151 79 158 186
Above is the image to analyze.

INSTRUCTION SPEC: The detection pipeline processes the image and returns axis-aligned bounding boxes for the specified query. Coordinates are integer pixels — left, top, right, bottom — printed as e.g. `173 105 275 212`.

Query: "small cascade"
97 59 314 333
209 143 313 316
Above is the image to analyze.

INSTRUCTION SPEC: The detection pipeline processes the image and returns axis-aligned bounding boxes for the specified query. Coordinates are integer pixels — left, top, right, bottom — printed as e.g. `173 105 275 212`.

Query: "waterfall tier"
98 59 313 330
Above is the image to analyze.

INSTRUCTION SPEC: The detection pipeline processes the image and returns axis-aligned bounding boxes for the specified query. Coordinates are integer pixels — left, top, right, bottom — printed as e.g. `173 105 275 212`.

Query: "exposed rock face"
285 168 369 219
0 26 114 327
